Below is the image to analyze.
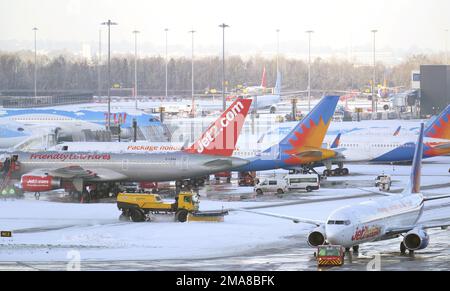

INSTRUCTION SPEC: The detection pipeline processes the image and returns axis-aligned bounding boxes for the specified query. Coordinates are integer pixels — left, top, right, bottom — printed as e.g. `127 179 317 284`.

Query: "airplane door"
182 156 189 170
122 159 129 171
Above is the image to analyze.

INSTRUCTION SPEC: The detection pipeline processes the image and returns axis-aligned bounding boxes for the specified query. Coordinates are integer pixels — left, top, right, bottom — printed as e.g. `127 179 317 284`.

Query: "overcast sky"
1 0 449 60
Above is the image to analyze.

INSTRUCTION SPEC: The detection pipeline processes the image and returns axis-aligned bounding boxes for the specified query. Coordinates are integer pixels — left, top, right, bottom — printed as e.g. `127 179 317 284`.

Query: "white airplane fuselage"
325 194 424 248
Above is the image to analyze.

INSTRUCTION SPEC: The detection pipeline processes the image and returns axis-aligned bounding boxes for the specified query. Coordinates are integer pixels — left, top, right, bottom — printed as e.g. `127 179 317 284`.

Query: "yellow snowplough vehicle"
116 192 227 222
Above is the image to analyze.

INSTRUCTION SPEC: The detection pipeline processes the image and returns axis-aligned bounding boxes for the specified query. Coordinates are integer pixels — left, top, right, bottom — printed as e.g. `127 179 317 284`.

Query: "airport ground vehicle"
285 174 320 192
375 174 392 191
254 178 287 195
238 171 257 186
117 192 227 222
316 245 345 267
214 171 231 183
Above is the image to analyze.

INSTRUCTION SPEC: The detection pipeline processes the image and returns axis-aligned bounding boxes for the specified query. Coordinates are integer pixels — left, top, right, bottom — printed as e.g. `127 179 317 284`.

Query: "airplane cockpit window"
327 220 351 225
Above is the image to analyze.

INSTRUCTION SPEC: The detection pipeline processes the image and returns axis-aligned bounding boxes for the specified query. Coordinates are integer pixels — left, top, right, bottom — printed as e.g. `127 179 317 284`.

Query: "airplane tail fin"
280 95 340 150
393 126 401 136
330 133 341 149
406 123 424 195
274 70 282 95
261 67 267 88
185 98 252 156
425 104 450 140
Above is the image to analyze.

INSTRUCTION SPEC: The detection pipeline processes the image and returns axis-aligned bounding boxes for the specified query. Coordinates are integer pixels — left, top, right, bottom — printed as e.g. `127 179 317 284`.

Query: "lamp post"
306 30 314 111
189 30 196 112
97 28 102 98
276 29 280 72
32 27 38 98
371 29 378 114
132 30 140 110
219 23 229 111
165 28 169 99
101 20 118 131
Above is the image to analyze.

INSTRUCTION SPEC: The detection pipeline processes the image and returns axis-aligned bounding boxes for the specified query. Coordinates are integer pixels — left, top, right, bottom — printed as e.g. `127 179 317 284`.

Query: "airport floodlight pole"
165 28 169 99
32 27 38 98
189 30 196 113
219 23 229 111
132 30 140 110
276 29 280 72
371 29 378 114
101 20 117 131
306 30 314 111
98 29 102 98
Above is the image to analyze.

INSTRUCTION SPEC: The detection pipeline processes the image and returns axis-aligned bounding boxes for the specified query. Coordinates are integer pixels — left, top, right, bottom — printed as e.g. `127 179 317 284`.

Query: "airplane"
241 67 267 95
50 95 341 176
320 104 450 176
232 95 341 173
202 70 282 114
0 99 252 200
0 108 163 147
240 123 450 255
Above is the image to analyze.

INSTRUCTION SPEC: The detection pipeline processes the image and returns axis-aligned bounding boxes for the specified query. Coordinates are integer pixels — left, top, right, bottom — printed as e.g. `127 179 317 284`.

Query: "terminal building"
0 90 93 108
418 65 450 117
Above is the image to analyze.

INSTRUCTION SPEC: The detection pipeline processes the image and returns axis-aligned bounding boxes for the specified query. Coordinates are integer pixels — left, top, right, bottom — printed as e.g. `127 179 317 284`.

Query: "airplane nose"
326 227 345 245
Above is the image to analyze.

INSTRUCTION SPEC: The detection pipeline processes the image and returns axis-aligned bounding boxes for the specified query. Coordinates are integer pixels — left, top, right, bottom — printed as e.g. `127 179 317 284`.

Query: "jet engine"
403 228 430 251
307 225 326 247
270 105 277 114
21 175 61 192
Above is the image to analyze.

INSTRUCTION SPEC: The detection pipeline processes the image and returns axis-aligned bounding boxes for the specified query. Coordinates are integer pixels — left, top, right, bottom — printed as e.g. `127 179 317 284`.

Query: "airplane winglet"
185 98 252 156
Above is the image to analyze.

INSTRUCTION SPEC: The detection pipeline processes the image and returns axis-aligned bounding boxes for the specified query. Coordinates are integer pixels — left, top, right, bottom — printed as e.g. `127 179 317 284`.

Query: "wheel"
183 180 190 187
197 178 205 186
119 212 130 222
226 177 231 183
306 186 312 192
256 189 263 196
345 247 351 252
400 241 406 254
352 245 359 253
323 170 330 176
342 168 349 176
175 180 182 188
335 168 342 176
330 170 336 176
277 189 284 195
175 209 189 222
130 209 145 222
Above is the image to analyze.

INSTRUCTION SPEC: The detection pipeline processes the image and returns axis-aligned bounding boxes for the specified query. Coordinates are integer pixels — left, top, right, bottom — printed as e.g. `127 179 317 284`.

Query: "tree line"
0 51 446 95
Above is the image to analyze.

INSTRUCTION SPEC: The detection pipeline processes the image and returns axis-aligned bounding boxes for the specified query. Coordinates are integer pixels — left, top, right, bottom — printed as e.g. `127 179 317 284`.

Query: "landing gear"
352 245 359 253
323 167 350 177
400 242 406 254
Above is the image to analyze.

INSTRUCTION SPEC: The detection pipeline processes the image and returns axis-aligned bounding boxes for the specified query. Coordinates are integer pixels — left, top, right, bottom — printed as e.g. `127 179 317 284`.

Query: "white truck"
254 173 320 195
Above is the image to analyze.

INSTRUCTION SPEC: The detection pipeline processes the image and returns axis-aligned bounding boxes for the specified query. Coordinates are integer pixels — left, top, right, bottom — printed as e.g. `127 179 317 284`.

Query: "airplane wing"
26 166 127 181
385 221 450 236
203 159 233 168
237 208 324 226
423 194 450 202
355 187 398 197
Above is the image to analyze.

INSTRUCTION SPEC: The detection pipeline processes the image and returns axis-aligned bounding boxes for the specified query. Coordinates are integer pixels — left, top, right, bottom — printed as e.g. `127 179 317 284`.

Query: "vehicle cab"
254 178 287 195
316 245 345 267
375 173 392 191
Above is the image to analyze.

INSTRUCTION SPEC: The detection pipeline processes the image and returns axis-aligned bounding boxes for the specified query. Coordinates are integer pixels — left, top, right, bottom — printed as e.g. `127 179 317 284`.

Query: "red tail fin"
261 67 267 88
185 98 252 156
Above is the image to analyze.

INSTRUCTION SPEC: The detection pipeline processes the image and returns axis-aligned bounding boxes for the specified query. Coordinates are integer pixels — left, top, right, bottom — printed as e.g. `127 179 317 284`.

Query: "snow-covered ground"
0 160 449 263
